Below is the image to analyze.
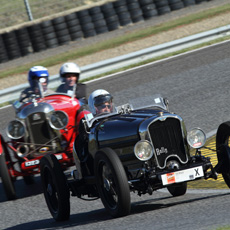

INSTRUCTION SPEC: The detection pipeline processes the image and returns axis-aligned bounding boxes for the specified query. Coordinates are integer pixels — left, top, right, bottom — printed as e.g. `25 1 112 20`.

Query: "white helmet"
88 89 113 115
59 62 81 82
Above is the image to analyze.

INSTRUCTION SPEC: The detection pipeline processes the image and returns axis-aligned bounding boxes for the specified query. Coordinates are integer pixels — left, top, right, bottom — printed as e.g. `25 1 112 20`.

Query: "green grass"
0 3 230 79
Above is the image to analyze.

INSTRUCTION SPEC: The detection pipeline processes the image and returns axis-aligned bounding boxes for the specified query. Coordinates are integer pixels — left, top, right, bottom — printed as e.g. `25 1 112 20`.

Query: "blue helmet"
28 66 49 89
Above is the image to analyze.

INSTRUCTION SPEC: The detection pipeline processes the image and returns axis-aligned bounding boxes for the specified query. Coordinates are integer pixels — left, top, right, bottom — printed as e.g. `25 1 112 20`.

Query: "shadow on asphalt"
4 192 230 230
0 176 43 202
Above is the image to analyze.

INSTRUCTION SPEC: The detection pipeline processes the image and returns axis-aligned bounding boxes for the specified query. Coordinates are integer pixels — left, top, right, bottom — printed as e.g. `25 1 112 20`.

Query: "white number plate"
161 166 204 185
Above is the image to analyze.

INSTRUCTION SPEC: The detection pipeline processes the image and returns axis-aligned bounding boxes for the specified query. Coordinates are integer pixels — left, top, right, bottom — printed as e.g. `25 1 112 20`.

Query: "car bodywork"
40 95 230 221
0 89 86 200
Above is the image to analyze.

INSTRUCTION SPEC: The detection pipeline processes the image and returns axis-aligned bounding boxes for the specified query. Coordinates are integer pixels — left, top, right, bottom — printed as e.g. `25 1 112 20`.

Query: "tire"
216 121 230 187
107 22 120 31
127 2 140 11
195 0 207 3
0 142 16 200
113 0 127 8
154 0 169 8
167 182 187 197
89 6 101 15
70 31 84 41
157 6 171 15
216 121 230 151
95 26 109 34
52 16 65 25
91 13 104 22
183 0 196 6
139 0 154 6
45 38 59 48
40 154 70 221
170 2 185 11
94 19 107 28
94 148 131 217
132 15 144 23
77 9 90 18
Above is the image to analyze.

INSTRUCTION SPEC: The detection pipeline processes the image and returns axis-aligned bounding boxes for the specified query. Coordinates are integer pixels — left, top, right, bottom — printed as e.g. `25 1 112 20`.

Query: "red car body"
0 92 88 200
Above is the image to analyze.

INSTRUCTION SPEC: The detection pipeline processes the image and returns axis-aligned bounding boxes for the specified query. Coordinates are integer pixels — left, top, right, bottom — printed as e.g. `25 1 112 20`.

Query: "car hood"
96 109 171 148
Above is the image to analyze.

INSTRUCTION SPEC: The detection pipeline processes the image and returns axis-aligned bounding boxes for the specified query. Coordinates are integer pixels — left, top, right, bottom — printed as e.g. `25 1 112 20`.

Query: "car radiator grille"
148 117 187 168
26 112 56 146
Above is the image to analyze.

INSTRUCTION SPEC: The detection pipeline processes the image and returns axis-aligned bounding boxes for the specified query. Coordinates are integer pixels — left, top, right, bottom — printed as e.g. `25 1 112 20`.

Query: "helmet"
28 66 49 89
88 89 113 115
59 62 81 82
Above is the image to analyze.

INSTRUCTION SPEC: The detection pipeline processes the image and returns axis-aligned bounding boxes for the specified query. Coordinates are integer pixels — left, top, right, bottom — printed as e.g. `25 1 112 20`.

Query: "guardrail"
1 24 230 104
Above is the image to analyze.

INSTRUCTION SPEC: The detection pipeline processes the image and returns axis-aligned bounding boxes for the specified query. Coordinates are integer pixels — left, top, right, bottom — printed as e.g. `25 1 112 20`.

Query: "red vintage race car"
0 88 88 200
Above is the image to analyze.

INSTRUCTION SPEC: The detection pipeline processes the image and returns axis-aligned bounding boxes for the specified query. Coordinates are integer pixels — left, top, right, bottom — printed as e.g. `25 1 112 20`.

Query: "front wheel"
94 148 131 217
0 140 16 200
167 182 187 197
40 154 70 221
216 121 230 188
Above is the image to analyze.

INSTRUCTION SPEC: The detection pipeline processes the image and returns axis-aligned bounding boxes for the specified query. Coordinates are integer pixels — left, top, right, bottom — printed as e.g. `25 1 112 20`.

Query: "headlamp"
134 140 154 161
187 128 206 148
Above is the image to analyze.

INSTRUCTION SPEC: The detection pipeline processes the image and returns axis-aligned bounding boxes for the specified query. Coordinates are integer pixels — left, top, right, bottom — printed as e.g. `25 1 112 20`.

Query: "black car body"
40 95 229 221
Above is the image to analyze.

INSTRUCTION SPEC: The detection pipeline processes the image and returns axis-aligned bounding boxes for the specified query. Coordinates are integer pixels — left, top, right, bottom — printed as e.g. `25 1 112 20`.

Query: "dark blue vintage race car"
40 95 230 221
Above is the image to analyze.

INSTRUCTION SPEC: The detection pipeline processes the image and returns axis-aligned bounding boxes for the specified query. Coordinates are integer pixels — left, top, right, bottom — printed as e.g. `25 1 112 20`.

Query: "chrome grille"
148 117 187 168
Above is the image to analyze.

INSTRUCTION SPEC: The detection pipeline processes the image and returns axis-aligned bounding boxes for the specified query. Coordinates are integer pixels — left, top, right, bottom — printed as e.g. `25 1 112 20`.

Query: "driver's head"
88 89 113 115
28 66 49 92
59 62 81 87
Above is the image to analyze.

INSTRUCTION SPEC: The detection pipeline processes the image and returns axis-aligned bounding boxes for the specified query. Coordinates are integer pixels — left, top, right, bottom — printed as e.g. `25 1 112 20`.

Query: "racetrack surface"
1 40 230 230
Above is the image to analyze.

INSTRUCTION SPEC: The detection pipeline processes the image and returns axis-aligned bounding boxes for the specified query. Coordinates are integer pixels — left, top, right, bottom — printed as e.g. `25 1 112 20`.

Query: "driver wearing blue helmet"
19 66 54 102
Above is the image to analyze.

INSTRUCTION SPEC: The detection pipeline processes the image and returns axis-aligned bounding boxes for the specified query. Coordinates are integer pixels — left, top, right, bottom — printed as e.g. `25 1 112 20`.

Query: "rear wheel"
0 148 16 200
94 148 131 217
40 154 70 221
167 182 187 197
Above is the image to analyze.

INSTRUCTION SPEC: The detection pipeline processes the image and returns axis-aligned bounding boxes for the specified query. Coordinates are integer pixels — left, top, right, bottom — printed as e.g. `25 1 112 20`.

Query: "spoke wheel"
0 141 16 200
167 182 187 197
94 148 130 217
40 154 70 221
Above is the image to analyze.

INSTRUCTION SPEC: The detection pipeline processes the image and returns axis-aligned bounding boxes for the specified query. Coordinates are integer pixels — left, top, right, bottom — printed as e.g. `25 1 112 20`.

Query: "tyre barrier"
0 0 215 63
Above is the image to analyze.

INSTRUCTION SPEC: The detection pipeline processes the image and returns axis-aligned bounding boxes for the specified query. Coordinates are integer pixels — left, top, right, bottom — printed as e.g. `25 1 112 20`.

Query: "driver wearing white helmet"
56 62 87 101
88 89 113 116
74 89 113 172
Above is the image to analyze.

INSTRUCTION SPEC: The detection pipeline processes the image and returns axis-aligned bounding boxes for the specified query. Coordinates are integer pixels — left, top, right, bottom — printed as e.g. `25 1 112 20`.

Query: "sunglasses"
98 104 111 109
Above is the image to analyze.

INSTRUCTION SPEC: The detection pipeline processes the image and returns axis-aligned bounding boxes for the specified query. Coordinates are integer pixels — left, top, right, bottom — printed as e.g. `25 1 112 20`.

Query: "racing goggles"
94 94 113 106
98 104 112 109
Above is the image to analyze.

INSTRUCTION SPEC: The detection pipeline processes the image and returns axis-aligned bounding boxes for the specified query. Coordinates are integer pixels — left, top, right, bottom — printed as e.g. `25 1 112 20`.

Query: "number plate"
161 166 204 185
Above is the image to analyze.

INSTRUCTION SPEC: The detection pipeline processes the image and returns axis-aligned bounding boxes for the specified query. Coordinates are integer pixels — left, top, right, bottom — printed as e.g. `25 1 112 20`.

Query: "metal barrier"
1 24 229 104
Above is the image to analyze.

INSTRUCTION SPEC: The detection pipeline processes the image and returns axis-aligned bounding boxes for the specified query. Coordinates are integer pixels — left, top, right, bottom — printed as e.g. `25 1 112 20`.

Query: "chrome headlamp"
49 110 68 130
134 140 154 161
187 128 206 149
6 119 25 139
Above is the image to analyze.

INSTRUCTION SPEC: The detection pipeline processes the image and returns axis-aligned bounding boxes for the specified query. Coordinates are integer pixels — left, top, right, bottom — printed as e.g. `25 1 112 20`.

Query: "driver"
56 62 87 102
19 66 54 102
88 89 113 115
74 89 114 174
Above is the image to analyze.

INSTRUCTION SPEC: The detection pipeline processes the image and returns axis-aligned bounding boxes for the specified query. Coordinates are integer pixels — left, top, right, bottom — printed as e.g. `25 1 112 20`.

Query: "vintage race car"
40 95 230 221
0 86 86 200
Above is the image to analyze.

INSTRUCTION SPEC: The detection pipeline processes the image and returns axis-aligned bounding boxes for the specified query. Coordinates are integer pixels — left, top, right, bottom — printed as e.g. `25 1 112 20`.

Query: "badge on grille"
33 113 41 120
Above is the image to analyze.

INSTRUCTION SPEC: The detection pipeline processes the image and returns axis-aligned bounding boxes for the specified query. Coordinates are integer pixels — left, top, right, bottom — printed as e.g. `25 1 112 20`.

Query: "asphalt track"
1 40 230 229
